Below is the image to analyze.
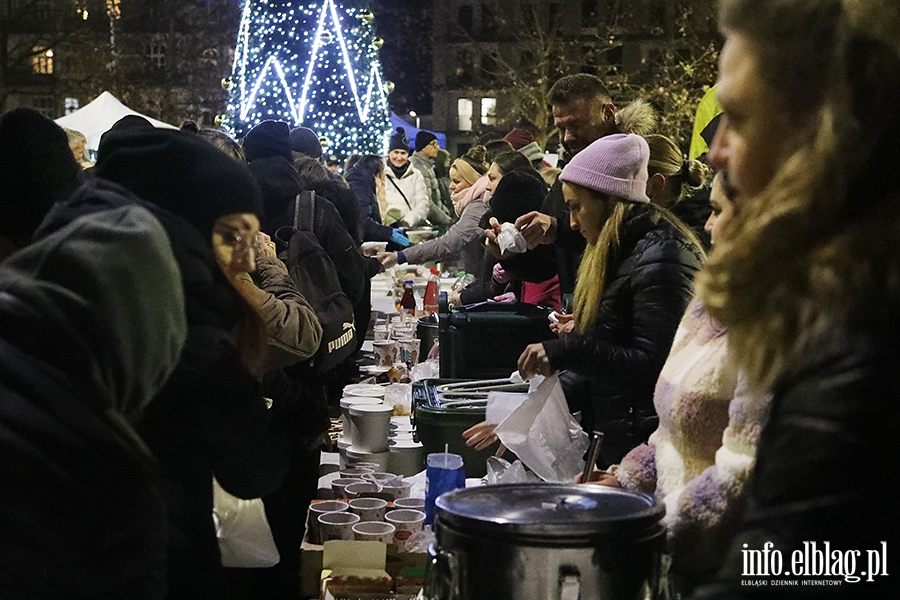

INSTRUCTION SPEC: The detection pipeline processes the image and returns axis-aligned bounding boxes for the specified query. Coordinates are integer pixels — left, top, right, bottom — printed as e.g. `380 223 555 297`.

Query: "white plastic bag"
213 478 280 568
497 222 528 257
493 374 589 482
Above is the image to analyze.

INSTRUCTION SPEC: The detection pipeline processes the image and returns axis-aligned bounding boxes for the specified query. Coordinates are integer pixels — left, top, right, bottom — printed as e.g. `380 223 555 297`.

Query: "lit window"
32 47 53 75
481 97 496 125
65 97 80 115
457 98 473 131
148 39 166 69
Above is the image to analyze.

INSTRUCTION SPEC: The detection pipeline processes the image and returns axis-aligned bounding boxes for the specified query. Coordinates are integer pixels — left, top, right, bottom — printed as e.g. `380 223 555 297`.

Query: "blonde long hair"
574 193 704 333
697 0 900 390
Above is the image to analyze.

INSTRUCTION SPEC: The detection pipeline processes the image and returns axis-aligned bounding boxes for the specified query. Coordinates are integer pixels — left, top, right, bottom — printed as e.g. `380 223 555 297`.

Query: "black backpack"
276 192 358 373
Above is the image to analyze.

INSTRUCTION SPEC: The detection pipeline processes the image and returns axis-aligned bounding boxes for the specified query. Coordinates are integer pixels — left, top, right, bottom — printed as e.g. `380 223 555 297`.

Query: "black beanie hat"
0 108 82 236
247 156 302 231
97 114 155 152
484 169 547 225
289 126 323 159
242 119 292 162
389 127 409 152
95 128 262 237
414 130 437 152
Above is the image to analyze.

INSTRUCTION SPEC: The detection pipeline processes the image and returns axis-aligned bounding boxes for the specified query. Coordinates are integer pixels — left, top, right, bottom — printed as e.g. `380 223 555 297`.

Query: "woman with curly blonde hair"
694 0 900 595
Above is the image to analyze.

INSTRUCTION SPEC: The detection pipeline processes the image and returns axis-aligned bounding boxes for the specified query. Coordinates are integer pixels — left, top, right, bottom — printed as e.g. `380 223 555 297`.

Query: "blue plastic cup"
424 452 466 525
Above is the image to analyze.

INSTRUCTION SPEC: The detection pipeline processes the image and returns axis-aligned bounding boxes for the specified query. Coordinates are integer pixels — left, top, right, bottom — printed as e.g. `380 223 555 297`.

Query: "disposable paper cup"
385 509 425 544
340 397 383 445
342 383 386 398
349 461 382 470
318 511 360 542
349 404 394 453
392 497 426 510
362 472 402 486
373 325 390 341
339 467 375 479
344 481 383 499
390 325 415 341
331 477 366 500
390 416 412 429
346 447 391 471
352 521 396 543
380 480 413 500
373 340 398 367
398 338 421 365
388 440 425 477
308 500 348 544
348 497 388 522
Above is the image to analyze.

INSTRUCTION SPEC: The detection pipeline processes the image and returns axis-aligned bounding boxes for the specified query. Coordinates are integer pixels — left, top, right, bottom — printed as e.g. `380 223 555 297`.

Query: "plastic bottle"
423 268 440 314
399 279 417 317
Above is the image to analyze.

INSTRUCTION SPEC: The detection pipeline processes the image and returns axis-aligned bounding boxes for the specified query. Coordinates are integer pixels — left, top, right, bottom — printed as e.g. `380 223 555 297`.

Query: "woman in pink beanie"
516 133 705 464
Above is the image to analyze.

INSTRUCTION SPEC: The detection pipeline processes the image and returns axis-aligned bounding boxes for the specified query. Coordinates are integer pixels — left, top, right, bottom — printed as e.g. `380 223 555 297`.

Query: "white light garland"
226 0 391 158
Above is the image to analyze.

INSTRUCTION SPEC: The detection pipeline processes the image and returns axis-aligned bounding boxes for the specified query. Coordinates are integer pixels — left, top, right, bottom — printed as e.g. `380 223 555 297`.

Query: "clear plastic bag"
493 374 589 482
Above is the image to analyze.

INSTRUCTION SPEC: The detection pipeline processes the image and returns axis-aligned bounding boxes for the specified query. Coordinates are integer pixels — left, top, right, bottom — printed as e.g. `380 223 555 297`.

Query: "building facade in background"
1 0 240 127
428 0 720 158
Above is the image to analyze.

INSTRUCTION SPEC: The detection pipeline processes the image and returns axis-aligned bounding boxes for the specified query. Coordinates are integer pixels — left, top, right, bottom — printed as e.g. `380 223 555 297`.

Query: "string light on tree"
224 0 391 160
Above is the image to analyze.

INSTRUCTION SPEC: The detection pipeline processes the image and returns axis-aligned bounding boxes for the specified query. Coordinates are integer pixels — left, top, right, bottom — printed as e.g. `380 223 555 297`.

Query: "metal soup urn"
425 483 666 600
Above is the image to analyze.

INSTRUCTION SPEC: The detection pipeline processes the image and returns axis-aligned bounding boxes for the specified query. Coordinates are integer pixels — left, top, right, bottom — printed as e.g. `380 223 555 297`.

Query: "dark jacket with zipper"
542 205 703 466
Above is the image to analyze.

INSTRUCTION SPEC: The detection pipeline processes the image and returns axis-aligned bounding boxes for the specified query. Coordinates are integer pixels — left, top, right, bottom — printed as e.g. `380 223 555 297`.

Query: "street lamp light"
409 110 419 129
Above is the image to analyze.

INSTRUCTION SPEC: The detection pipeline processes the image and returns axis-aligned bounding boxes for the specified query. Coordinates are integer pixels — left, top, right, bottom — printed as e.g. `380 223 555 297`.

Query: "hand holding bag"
492 374 589 482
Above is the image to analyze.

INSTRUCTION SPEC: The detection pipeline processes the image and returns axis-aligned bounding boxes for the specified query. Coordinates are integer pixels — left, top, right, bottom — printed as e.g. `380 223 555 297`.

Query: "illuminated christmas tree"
224 0 391 160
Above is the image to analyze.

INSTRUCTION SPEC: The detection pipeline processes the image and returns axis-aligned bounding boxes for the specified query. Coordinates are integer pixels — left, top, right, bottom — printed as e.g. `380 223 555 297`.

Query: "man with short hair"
491 74 655 297
410 130 453 226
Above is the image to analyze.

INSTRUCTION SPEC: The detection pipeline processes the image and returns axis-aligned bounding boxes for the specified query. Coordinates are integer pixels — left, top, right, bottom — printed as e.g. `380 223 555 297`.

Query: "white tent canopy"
55 91 177 152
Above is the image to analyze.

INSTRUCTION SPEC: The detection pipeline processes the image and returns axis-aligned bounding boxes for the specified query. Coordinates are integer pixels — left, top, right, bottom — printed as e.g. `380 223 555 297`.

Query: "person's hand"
255 232 277 259
391 228 411 248
378 251 399 268
490 292 517 303
463 421 507 455
483 217 503 259
517 342 553 379
549 313 575 336
448 289 461 306
574 470 621 486
514 211 557 249
491 262 510 284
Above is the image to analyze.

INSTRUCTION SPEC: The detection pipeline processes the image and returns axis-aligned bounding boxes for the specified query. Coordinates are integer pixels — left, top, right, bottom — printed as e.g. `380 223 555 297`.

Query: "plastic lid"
343 383 386 397
435 484 663 540
349 404 394 416
340 396 383 409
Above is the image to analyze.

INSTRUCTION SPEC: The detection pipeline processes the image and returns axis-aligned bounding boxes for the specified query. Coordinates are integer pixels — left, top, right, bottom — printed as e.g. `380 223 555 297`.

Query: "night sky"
373 1 432 115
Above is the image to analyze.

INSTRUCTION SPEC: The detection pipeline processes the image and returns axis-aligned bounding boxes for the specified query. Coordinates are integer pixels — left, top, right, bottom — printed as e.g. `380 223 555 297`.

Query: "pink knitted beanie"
559 133 650 203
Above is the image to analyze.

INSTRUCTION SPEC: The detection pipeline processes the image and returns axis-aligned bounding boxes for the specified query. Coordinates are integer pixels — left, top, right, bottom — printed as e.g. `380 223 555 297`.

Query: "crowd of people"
1 0 898 597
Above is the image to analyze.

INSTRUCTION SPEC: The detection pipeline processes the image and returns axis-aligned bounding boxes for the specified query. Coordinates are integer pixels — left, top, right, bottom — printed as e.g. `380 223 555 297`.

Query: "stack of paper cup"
339 396 383 446
387 415 424 475
349 404 394 453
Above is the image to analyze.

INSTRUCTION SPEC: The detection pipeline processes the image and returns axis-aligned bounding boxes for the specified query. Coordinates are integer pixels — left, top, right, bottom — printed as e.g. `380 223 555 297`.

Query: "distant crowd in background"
1 0 899 598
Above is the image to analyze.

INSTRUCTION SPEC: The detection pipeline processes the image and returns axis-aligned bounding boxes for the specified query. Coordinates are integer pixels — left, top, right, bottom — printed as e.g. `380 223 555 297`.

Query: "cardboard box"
301 502 428 599
321 540 392 597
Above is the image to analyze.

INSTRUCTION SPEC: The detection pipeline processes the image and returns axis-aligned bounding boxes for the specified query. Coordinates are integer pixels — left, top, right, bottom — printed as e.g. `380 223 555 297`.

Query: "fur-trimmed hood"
616 99 657 136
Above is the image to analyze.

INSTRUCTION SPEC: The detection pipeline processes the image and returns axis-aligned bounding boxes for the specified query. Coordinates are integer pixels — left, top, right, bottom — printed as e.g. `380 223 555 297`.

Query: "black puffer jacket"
543 206 702 466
